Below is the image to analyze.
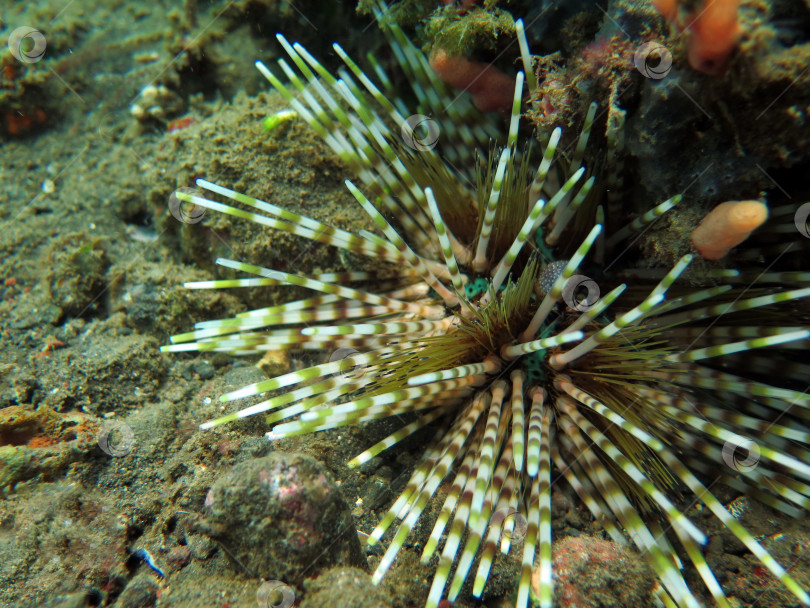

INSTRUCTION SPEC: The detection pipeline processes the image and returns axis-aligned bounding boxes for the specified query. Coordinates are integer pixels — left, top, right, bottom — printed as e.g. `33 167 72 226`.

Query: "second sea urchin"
163 17 810 608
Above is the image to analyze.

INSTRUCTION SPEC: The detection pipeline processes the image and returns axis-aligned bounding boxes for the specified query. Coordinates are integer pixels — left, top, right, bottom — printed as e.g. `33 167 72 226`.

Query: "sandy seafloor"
1 0 810 607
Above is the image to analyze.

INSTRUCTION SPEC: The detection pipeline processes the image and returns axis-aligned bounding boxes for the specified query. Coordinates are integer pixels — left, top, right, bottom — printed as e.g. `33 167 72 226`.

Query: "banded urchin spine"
162 17 810 608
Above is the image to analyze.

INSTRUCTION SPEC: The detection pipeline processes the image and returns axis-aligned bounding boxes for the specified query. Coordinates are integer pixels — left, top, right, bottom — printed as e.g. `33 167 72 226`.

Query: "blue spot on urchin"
464 277 490 299
533 227 555 261
522 349 548 384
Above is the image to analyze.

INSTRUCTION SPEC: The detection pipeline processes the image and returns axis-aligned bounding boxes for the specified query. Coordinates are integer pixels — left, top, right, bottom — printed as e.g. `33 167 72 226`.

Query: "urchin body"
164 18 810 608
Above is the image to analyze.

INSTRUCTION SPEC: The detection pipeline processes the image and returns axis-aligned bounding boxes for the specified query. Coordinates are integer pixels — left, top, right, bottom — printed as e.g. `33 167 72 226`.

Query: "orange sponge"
686 0 741 74
652 0 678 22
691 200 768 260
652 0 741 75
429 48 515 114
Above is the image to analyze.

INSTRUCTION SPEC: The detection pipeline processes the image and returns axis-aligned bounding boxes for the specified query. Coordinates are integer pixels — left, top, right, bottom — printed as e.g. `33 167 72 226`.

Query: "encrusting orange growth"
653 0 741 74
691 200 768 260
429 48 515 114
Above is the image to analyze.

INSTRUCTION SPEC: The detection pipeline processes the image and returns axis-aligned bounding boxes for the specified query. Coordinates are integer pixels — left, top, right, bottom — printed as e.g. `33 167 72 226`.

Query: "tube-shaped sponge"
691 200 768 260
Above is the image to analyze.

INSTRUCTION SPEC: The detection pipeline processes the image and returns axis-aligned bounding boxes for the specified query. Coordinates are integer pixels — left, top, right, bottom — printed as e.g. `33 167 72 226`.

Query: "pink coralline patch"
577 36 634 82
533 76 572 126
277 482 299 500
440 0 477 15
550 536 600 606
546 536 656 607
429 48 515 114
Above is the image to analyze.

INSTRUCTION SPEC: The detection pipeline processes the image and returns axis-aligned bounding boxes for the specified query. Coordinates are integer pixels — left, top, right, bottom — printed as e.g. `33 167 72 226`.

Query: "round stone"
204 452 366 583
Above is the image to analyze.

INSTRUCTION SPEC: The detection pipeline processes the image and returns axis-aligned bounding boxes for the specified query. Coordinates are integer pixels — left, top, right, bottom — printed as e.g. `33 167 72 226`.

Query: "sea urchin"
163 16 810 608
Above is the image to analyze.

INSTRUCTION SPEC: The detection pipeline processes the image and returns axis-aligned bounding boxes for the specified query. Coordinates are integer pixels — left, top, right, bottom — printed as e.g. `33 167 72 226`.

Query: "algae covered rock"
545 535 657 607
203 451 366 584
300 566 390 608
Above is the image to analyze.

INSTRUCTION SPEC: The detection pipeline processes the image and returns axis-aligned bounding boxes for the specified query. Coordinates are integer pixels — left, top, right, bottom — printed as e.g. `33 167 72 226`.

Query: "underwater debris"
130 84 185 124
132 547 166 578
